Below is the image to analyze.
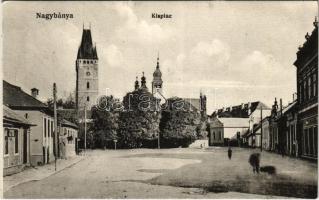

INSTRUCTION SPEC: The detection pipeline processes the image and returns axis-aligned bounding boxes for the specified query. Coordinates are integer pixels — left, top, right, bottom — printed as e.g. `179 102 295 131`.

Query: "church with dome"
132 55 163 96
131 55 207 116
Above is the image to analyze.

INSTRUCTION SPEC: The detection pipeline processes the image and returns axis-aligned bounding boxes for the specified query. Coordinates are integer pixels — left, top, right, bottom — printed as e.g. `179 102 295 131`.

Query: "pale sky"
3 1 318 114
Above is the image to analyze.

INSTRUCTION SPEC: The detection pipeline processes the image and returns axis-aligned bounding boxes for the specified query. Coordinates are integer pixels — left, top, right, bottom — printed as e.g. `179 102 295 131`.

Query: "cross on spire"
156 53 160 69
134 76 139 90
141 72 147 88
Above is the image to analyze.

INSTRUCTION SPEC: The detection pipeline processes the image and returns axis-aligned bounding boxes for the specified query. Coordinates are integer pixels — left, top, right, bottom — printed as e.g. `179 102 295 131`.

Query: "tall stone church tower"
76 27 99 110
152 56 163 95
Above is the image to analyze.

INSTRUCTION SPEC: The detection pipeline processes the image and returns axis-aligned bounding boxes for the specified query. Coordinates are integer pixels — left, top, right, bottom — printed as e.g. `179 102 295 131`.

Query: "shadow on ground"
124 150 317 198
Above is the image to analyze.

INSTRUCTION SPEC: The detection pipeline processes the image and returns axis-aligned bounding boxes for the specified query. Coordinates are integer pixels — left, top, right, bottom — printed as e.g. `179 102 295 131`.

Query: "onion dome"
153 57 162 78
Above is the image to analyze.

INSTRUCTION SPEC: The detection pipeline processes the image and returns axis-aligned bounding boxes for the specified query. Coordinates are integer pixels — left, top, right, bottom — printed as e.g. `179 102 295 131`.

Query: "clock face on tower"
86 71 91 76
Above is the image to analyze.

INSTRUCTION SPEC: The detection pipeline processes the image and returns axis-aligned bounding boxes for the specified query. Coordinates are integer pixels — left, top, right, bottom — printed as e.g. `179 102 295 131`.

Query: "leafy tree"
46 93 76 109
160 97 201 148
118 88 161 148
63 93 76 109
90 95 120 149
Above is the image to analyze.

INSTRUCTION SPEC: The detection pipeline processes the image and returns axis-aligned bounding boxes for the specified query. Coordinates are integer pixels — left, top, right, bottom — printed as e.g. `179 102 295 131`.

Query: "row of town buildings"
3 80 79 176
208 19 318 160
2 26 103 176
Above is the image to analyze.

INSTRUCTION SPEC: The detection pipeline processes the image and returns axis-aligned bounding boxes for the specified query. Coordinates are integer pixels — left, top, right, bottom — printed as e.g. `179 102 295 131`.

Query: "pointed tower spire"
152 54 163 95
156 52 160 69
77 25 97 59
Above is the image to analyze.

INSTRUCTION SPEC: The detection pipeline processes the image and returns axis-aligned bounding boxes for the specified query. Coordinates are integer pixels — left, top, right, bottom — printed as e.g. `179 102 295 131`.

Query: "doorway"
23 129 28 164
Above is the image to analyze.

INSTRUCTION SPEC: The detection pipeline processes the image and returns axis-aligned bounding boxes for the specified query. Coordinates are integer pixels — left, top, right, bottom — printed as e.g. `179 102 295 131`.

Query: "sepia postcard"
1 1 318 199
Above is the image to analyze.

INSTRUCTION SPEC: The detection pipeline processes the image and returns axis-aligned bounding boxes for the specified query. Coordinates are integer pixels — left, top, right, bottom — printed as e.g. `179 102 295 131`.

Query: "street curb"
48 157 85 177
3 156 85 193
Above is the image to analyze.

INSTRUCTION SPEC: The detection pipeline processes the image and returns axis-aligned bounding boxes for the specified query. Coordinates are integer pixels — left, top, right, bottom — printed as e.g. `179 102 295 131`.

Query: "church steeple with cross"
152 54 163 95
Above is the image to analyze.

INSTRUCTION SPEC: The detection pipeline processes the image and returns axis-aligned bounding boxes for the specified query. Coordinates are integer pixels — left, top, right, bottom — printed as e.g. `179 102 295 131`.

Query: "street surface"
4 147 317 198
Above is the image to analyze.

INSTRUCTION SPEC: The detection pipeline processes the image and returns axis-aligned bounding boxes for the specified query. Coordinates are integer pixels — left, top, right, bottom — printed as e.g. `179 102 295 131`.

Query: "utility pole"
53 83 58 171
158 132 160 149
260 106 263 152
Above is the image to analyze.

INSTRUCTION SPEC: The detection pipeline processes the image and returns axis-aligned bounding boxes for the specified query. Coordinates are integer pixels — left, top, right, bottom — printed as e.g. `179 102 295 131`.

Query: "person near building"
228 147 232 160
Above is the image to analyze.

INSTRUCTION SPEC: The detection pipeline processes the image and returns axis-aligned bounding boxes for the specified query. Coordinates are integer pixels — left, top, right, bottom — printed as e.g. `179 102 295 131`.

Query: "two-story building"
294 19 318 159
211 101 270 147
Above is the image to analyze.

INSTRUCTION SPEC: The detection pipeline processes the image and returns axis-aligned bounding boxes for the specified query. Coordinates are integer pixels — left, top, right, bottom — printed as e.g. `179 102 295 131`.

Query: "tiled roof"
211 101 270 118
3 105 34 126
183 98 201 111
77 29 98 59
61 119 78 129
3 80 48 109
282 101 297 114
217 118 250 128
163 97 199 112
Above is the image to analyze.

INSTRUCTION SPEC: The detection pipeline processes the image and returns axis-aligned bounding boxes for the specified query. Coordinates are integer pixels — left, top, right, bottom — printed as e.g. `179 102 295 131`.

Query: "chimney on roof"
31 88 39 98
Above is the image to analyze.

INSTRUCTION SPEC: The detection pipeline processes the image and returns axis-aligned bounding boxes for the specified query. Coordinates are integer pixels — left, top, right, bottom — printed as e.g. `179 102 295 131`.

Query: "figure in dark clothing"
249 153 260 173
228 147 232 160
281 145 285 157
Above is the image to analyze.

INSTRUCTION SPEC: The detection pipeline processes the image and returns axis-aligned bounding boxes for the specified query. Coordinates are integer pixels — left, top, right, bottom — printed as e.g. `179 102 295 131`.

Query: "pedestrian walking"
281 145 285 157
228 147 232 160
249 153 260 173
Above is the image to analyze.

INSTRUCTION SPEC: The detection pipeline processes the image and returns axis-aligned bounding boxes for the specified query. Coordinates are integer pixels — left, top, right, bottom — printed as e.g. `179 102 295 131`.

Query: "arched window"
87 96 90 102
87 82 90 89
83 60 86 64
